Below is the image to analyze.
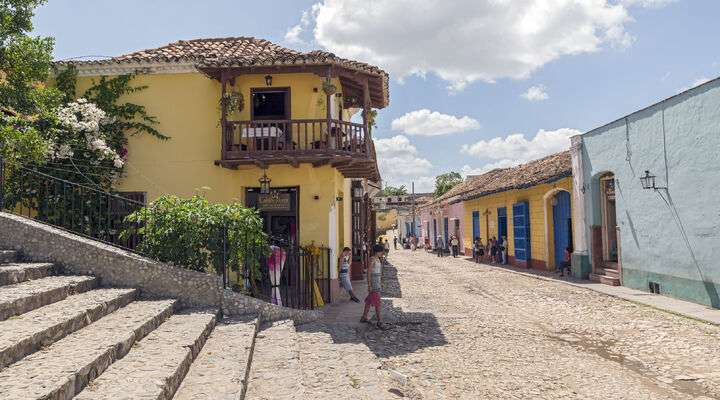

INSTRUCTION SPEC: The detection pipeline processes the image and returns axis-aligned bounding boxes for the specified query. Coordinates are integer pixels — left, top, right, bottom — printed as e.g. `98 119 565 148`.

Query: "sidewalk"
460 255 720 326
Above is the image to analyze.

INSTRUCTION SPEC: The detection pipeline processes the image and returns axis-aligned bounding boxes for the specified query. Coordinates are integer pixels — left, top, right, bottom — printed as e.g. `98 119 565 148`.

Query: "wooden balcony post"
362 77 371 156
220 71 228 159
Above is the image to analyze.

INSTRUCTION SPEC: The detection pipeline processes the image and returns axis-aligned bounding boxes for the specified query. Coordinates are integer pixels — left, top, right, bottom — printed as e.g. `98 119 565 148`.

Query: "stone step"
602 268 620 278
245 320 304 400
0 275 98 321
174 317 258 400
0 262 55 286
0 299 176 400
0 287 136 369
74 309 217 400
0 249 18 263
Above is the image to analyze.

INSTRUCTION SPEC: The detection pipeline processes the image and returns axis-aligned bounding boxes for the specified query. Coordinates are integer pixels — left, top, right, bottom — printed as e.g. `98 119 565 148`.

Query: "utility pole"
411 181 416 237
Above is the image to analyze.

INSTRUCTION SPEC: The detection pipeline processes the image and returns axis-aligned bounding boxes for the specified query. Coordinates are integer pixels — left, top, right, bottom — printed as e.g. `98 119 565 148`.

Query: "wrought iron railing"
0 155 331 309
0 158 145 249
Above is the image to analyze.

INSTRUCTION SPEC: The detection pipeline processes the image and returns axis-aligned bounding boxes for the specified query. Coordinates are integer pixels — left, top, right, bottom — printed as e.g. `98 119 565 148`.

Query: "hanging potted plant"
322 79 337 96
220 91 243 115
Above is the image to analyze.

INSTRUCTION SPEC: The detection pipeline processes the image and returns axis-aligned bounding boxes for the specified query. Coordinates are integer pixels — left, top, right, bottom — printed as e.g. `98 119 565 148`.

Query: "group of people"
472 236 508 264
433 235 461 258
394 234 419 251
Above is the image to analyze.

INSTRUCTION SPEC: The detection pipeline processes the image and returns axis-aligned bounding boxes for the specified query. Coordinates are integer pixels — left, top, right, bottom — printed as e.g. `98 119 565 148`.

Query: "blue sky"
33 0 720 191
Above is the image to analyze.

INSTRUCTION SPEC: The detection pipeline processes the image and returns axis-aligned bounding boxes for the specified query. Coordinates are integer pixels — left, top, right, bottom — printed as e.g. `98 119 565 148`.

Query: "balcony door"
251 88 290 120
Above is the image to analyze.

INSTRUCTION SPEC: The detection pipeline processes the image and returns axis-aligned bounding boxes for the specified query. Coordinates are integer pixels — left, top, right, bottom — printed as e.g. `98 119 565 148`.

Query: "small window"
252 88 289 120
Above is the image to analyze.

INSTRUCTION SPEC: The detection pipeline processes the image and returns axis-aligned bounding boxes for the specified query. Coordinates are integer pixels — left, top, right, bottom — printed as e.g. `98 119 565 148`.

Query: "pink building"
417 181 474 254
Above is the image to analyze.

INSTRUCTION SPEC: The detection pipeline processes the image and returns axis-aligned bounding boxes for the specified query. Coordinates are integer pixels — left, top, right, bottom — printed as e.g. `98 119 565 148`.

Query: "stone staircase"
0 249 261 400
589 264 621 286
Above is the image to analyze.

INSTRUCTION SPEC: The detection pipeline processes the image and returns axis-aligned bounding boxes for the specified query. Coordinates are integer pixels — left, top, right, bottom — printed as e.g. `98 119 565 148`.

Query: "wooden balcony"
216 119 379 180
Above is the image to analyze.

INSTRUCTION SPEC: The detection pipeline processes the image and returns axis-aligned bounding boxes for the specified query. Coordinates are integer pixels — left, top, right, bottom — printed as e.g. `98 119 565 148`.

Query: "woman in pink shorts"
361 244 388 329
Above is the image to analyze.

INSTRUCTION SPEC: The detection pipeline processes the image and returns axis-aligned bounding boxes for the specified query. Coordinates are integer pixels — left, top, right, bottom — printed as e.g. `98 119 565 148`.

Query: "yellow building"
60 37 388 292
461 152 573 270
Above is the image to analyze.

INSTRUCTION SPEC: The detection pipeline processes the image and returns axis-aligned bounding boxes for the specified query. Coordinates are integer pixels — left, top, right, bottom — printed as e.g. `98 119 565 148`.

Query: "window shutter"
513 202 530 262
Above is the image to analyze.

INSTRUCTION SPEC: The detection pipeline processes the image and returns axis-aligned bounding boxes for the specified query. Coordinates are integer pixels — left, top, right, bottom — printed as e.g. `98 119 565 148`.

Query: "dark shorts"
365 291 381 307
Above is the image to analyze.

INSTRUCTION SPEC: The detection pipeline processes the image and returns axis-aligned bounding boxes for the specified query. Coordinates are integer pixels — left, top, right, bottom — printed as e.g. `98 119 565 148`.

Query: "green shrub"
122 195 269 280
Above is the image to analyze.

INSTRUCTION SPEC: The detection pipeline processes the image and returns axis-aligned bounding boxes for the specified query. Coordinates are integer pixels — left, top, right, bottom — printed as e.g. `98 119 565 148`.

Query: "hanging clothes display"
267 245 287 306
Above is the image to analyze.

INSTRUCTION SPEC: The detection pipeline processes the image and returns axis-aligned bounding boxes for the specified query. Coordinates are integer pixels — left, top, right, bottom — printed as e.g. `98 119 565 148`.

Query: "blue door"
472 211 480 240
497 207 507 240
443 218 449 246
553 191 572 266
512 202 530 262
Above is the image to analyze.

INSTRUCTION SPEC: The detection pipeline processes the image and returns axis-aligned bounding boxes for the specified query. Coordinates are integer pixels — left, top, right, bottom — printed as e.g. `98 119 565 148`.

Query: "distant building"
571 77 720 307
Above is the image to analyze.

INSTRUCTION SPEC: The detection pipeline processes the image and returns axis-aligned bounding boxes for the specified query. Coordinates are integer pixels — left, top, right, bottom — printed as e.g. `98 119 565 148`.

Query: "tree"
0 0 60 114
434 172 462 198
381 185 408 196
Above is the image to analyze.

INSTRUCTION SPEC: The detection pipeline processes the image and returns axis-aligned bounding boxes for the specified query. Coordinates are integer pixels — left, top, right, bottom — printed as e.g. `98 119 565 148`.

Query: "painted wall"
461 177 573 270
73 71 352 251
577 79 720 307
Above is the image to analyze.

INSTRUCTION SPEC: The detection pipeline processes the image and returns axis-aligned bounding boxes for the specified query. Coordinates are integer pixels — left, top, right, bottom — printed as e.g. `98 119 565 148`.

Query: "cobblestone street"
306 248 720 399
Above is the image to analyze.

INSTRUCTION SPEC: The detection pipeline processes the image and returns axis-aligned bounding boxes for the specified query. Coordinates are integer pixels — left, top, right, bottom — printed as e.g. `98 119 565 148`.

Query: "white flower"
113 157 124 168
55 144 74 159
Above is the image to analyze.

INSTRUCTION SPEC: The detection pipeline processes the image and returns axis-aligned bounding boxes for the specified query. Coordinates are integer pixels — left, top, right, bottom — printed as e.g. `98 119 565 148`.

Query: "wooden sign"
258 192 291 211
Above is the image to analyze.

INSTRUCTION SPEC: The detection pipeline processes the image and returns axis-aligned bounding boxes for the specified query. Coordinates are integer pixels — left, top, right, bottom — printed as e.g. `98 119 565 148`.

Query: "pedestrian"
436 236 444 257
361 244 388 329
500 236 508 264
338 247 360 302
450 235 459 258
490 237 497 263
411 235 417 251
393 236 398 250
558 246 572 277
473 237 484 263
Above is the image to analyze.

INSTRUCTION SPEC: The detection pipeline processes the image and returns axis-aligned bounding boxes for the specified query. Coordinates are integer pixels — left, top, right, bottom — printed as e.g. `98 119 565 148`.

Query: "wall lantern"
264 75 273 87
259 169 272 194
640 170 665 190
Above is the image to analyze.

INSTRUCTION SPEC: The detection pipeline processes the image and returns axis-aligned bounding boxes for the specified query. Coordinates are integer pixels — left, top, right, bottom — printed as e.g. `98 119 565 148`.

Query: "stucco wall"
579 79 720 307
73 72 350 249
462 177 573 269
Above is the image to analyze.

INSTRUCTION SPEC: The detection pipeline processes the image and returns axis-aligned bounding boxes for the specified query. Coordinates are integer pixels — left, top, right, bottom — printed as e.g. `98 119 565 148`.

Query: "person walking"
500 236 508 264
436 236 444 257
361 244 388 329
338 247 360 302
473 237 484 263
558 246 572 277
393 236 398 250
450 235 459 258
490 237 497 263
382 239 390 265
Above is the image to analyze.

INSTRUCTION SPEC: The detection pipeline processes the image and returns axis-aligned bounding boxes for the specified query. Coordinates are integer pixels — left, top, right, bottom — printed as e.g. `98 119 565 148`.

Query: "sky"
33 0 720 192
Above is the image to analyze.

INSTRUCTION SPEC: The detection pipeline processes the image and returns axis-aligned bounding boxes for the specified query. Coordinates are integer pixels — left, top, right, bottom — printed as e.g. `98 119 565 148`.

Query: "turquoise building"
571 77 720 308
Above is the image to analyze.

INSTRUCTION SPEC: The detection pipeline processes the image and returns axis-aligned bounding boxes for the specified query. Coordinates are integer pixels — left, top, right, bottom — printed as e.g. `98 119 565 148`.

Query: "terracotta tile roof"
420 151 571 210
59 37 389 108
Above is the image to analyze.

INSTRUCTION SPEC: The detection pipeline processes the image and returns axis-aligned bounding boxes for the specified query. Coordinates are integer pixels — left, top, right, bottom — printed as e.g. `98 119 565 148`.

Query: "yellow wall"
74 71 351 248
462 177 573 269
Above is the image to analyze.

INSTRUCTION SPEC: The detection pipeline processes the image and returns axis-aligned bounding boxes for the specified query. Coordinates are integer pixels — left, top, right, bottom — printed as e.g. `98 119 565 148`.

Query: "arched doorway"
552 191 572 267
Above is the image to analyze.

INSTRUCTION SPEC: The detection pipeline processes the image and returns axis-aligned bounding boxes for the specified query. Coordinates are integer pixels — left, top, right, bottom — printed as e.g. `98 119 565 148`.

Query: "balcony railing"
222 119 370 161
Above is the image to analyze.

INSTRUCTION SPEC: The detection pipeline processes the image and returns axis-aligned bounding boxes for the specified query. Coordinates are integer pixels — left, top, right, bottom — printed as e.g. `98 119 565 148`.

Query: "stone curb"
454 255 720 327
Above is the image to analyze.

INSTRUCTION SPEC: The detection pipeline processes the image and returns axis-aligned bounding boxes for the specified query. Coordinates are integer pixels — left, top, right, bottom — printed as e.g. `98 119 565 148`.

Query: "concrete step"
0 249 18 263
174 317 258 400
0 299 176 400
245 320 304 400
589 273 621 286
74 309 217 400
0 275 98 321
0 262 55 286
0 287 136 369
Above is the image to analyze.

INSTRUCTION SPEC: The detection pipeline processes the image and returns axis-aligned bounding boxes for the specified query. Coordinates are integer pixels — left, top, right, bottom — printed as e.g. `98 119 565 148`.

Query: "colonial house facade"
61 37 388 295
571 77 720 307
460 152 574 271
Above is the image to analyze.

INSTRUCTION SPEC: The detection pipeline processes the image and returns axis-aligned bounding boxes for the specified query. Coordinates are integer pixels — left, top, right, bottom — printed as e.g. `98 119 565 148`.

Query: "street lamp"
259 169 271 194
640 170 665 190
264 75 273 87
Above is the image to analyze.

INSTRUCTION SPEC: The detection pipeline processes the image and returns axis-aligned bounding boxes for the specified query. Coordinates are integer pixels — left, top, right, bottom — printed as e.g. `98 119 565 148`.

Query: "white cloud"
374 135 434 189
460 160 520 178
296 0 635 91
619 0 677 8
284 24 304 44
461 128 580 172
391 109 480 136
521 85 549 102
